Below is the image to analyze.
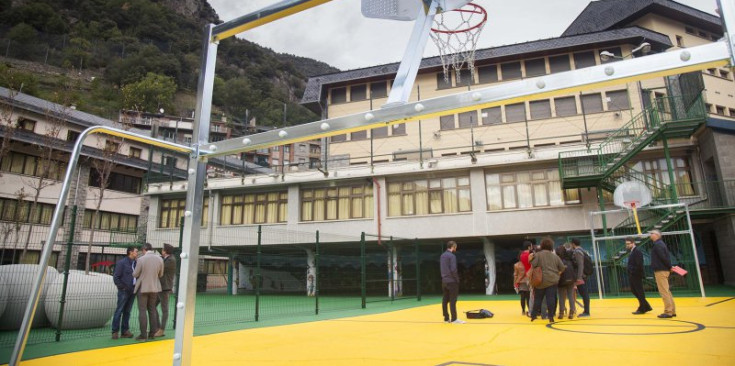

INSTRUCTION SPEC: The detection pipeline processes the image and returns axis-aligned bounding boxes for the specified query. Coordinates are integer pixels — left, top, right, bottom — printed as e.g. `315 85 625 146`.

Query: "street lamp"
600 42 651 61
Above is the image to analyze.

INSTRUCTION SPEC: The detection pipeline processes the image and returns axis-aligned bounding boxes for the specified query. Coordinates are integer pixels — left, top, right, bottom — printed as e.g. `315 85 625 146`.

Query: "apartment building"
146 0 735 295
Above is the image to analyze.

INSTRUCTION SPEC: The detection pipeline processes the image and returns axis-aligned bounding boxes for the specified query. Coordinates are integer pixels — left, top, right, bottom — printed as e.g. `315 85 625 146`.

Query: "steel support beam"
172 23 217 366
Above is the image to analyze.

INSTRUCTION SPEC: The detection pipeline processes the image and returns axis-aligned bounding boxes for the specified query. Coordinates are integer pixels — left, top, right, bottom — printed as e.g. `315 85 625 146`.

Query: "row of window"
330 90 631 142
220 192 288 225
159 198 210 228
89 170 143 194
705 103 735 117
0 198 139 233
301 185 374 221
684 26 720 42
82 210 138 232
0 151 68 181
329 81 389 104
0 198 56 225
704 67 732 80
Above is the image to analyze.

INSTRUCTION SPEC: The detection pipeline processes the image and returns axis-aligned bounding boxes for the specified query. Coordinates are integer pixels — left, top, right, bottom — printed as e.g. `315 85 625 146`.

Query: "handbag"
465 309 494 319
529 266 543 287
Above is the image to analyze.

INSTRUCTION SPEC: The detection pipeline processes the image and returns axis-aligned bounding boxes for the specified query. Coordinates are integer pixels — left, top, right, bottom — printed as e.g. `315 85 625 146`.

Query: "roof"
562 0 721 37
301 26 672 113
0 87 271 175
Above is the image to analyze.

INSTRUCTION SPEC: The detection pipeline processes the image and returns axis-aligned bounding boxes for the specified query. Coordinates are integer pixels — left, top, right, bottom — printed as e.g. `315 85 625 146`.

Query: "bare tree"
0 87 20 177
84 115 133 274
18 92 69 262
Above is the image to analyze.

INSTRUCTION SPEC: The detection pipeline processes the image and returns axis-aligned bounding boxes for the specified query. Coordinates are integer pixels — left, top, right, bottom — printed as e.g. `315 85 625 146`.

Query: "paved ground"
7 296 735 365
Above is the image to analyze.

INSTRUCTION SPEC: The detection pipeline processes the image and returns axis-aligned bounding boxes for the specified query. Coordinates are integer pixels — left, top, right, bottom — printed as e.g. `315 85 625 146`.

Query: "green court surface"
3 292 735 366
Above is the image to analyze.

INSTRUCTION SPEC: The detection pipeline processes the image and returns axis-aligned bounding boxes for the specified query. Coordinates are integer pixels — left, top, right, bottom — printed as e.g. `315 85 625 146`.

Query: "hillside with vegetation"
0 0 339 126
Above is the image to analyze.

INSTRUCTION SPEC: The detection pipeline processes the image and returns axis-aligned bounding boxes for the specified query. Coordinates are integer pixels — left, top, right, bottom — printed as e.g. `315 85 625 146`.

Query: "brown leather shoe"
121 331 133 338
111 332 119 340
135 335 147 341
154 328 165 337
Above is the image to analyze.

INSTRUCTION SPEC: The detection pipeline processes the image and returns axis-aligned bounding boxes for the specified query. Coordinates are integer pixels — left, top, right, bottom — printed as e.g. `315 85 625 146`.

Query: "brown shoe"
148 332 156 340
154 328 165 337
111 332 119 340
135 335 147 341
121 331 133 338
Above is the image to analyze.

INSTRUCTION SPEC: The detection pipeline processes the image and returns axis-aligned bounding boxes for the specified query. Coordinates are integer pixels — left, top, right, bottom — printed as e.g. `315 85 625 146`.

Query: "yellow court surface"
12 297 735 366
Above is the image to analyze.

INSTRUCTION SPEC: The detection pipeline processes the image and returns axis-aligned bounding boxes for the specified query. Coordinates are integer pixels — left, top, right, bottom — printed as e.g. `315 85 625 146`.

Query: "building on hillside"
0 87 270 272
146 0 735 296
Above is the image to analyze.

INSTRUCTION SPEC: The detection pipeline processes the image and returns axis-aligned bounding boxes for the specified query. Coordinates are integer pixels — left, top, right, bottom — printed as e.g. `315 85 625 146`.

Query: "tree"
121 72 176 113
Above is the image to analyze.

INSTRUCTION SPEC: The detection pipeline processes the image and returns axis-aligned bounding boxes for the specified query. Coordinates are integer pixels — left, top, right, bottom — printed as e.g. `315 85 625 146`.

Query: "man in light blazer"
133 242 164 341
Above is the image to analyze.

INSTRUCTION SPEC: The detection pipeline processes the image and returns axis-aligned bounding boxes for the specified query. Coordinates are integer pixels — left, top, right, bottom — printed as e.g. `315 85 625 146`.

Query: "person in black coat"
626 238 652 314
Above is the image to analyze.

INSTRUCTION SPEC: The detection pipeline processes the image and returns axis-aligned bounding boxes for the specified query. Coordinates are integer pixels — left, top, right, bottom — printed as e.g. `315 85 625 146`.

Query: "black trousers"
531 285 557 319
577 281 591 314
630 275 652 311
442 282 459 321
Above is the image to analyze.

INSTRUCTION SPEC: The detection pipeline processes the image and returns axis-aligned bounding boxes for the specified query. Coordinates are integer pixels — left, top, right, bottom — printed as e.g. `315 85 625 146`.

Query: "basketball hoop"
613 181 653 234
430 2 487 84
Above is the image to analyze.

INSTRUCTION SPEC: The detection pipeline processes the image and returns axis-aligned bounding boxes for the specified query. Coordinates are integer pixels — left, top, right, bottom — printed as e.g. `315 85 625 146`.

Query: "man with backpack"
556 244 576 319
571 238 592 317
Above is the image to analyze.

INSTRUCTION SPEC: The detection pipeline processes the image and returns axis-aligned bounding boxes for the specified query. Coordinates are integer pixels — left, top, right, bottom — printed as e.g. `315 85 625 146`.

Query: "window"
505 103 527 123
159 198 209 228
458 111 477 128
0 198 56 225
481 107 502 125
89 171 142 194
220 191 287 225
477 65 498 83
17 118 36 132
573 51 596 69
104 140 120 153
600 47 622 63
606 90 631 110
387 176 471 216
330 87 346 104
720 69 731 79
729 108 735 117
524 58 546 77
676 35 684 47
486 169 579 210
632 157 694 197
0 151 67 180
372 126 388 138
331 134 346 142
83 210 138 232
581 93 604 113
129 147 142 159
437 73 452 89
455 68 475 86
370 81 388 98
67 130 81 142
554 96 578 117
392 123 406 135
439 115 455 130
529 100 552 120
685 27 694 34
301 184 373 221
716 105 726 115
351 130 368 141
501 62 522 80
549 55 571 74
705 103 713 113
350 84 367 101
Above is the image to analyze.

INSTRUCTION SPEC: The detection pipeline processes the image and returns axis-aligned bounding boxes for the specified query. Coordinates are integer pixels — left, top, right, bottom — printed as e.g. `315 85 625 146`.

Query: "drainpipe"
373 177 382 246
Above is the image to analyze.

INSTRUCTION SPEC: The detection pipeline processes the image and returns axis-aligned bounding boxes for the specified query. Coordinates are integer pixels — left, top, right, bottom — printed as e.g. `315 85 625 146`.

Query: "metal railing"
559 95 707 182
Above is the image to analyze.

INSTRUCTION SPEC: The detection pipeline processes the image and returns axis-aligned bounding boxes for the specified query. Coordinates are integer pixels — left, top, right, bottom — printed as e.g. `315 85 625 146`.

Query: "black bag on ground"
465 309 494 319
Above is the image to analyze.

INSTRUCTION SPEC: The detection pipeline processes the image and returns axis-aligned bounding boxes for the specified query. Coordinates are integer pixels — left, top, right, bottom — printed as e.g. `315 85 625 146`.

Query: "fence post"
315 230 320 315
389 236 394 301
255 225 261 321
173 216 184 329
360 232 366 309
227 254 234 296
55 205 77 342
415 239 421 302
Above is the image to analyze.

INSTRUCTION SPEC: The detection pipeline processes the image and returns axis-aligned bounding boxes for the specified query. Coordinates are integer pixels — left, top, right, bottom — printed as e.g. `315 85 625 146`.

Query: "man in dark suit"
440 241 464 324
626 238 652 315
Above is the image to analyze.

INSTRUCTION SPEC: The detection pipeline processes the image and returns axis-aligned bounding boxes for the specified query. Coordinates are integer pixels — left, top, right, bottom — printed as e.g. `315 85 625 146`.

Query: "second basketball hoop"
430 2 487 84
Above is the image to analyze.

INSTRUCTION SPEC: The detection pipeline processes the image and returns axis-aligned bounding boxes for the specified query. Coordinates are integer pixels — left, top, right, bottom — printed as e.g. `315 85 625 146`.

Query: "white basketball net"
430 3 487 84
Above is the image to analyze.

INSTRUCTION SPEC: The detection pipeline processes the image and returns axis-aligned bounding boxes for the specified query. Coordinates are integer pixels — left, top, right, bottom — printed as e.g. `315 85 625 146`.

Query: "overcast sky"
208 0 719 71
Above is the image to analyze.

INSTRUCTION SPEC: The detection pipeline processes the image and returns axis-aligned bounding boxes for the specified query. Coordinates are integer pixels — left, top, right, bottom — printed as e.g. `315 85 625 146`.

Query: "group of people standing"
512 230 676 322
513 238 592 323
111 242 177 341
